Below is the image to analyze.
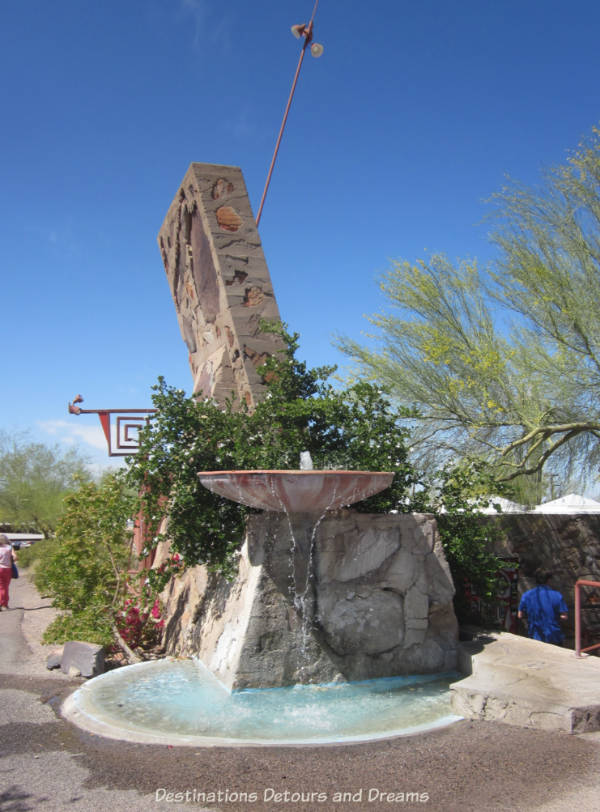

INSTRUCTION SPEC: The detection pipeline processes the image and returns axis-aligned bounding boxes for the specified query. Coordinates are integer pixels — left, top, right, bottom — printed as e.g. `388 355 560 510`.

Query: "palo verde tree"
337 124 600 492
0 431 91 535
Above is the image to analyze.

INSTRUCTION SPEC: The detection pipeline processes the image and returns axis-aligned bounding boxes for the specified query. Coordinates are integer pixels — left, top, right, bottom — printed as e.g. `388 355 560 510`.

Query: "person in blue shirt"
518 570 568 644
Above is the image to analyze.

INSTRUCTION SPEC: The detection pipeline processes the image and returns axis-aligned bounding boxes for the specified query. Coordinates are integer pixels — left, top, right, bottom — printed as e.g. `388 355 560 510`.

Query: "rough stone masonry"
159 512 459 689
158 162 284 408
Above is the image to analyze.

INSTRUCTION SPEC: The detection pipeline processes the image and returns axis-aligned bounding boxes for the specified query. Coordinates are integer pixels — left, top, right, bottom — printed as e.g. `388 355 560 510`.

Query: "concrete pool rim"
61 659 463 748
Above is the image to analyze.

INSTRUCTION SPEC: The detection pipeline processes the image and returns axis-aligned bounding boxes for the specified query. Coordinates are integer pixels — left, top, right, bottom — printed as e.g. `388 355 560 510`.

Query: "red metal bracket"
68 394 156 457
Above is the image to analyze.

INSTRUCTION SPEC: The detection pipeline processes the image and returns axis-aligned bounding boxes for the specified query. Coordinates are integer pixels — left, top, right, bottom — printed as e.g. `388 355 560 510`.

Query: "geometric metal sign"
68 395 156 457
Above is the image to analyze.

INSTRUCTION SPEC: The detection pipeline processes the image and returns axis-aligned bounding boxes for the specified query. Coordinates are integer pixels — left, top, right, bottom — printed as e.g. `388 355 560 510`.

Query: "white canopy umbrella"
478 496 527 514
533 493 600 514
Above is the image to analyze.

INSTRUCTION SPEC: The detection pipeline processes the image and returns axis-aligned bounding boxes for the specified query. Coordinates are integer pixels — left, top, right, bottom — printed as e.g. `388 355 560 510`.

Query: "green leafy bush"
43 603 115 647
427 462 507 623
39 473 136 645
127 324 418 577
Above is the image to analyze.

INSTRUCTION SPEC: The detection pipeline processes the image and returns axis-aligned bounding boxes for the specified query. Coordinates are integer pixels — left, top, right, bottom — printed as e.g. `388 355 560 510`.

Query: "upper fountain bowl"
197 470 394 514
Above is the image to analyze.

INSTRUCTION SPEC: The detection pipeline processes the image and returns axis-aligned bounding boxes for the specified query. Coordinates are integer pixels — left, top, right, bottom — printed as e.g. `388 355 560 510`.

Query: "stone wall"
158 163 284 408
159 511 459 689
485 513 600 641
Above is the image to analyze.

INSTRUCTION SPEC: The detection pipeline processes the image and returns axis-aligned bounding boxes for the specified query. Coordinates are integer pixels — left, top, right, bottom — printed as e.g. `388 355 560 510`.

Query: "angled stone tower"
158 163 283 407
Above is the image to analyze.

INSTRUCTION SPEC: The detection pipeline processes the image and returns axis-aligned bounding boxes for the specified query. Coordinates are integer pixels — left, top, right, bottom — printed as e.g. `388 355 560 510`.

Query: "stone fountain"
152 163 459 691
62 460 461 746
185 464 459 690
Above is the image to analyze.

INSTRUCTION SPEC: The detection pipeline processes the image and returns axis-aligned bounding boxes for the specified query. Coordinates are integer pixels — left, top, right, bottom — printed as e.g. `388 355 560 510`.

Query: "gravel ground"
1 572 600 811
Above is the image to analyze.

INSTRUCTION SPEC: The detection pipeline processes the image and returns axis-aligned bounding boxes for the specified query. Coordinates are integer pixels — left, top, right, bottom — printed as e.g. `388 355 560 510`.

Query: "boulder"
45 650 63 670
60 641 105 677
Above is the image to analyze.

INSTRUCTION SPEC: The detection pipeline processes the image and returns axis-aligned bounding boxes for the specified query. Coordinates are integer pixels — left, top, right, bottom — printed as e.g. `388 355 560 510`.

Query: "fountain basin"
62 658 461 746
197 470 394 514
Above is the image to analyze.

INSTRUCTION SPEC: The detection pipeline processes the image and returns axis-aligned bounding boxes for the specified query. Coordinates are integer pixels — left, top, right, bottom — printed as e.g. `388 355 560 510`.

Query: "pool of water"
63 658 462 746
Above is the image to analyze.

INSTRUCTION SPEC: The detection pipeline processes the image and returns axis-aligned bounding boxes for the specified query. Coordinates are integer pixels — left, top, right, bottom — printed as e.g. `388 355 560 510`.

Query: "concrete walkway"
2 572 600 811
452 632 600 733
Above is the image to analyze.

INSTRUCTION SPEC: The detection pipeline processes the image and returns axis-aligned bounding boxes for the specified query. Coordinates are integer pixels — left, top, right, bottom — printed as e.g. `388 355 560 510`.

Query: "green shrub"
43 604 114 647
127 324 418 577
38 473 135 644
427 462 507 624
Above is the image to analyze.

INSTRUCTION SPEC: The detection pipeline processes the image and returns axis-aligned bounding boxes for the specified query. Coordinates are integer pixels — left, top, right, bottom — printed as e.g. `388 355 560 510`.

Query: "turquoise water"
68 658 461 745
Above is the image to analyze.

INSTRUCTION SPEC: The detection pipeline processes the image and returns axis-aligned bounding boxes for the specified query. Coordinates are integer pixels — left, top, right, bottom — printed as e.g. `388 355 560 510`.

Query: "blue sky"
2 0 600 473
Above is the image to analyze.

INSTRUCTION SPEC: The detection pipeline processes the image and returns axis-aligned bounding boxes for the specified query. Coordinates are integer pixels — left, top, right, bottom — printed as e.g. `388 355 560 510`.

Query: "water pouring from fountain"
197 456 396 669
195 459 394 580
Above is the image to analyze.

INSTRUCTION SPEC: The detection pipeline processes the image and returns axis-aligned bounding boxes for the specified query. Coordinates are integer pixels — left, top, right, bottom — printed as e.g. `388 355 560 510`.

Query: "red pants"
0 566 12 607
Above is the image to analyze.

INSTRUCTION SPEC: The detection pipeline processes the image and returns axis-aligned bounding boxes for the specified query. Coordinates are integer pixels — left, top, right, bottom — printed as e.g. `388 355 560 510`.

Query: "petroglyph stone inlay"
216 206 243 232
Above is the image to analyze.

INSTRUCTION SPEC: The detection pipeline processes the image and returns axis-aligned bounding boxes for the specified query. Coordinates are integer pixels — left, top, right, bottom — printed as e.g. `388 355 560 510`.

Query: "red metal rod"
256 37 310 227
575 578 600 657
575 580 582 657
255 0 320 227
69 406 156 415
